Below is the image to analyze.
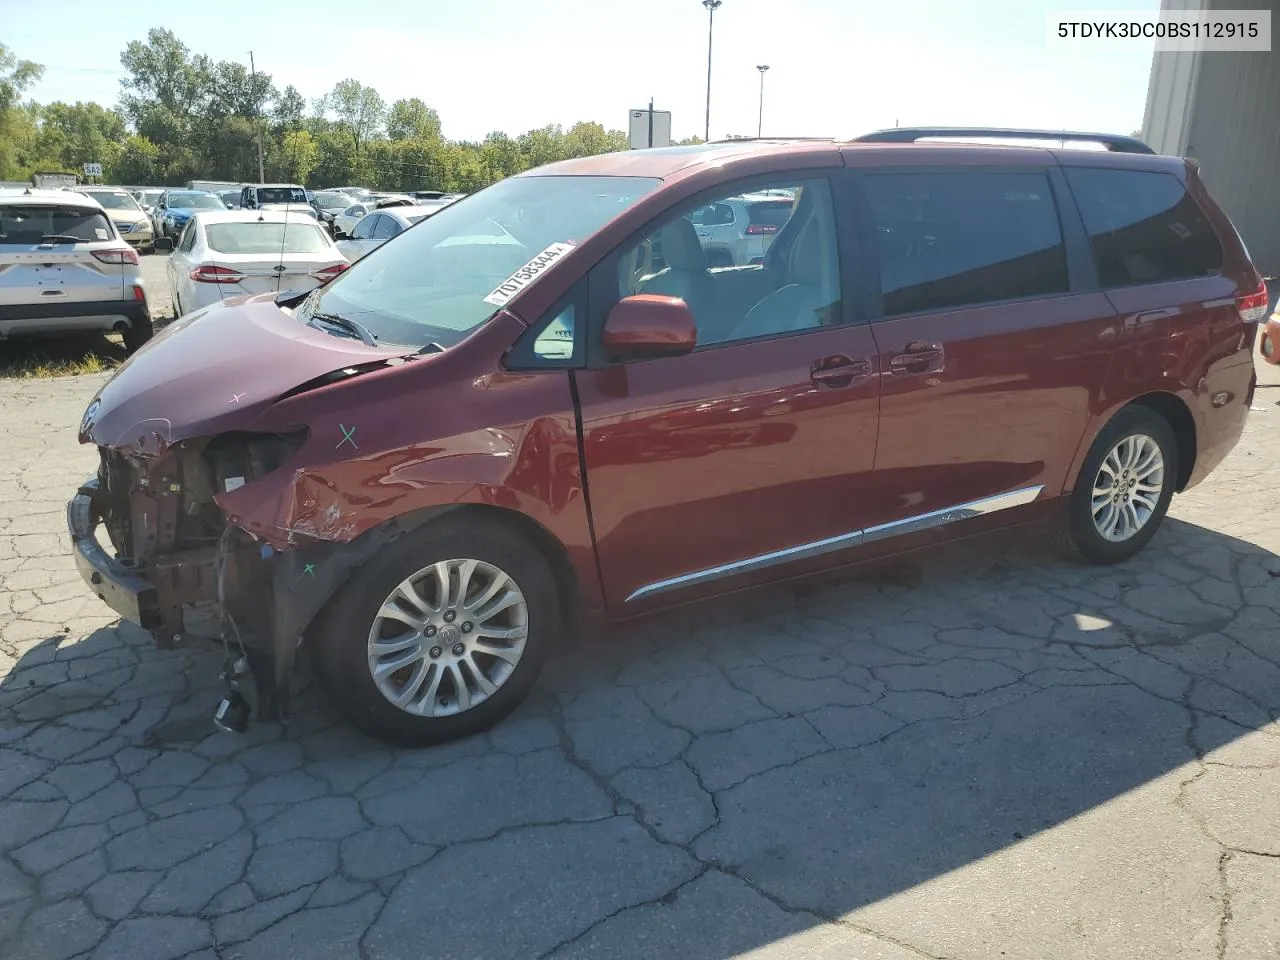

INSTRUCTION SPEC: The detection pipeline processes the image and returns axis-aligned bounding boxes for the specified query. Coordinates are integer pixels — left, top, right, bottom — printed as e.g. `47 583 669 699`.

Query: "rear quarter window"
0 205 114 244
1064 168 1223 287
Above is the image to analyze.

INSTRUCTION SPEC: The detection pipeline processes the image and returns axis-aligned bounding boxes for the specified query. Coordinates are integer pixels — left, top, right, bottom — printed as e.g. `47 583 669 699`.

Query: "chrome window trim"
624 484 1044 603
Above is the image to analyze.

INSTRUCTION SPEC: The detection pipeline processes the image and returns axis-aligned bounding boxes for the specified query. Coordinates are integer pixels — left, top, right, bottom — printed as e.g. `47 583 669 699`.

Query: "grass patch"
0 334 126 380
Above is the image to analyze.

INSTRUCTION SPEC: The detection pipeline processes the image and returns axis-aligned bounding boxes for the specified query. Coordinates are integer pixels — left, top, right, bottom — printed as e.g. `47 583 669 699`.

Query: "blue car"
155 190 226 240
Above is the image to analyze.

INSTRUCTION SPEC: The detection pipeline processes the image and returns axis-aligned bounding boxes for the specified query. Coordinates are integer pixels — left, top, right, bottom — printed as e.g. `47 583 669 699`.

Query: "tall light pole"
756 65 769 137
702 0 722 142
248 51 265 182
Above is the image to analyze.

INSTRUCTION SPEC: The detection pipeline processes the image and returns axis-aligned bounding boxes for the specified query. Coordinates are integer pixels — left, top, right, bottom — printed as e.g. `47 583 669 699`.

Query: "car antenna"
275 191 291 293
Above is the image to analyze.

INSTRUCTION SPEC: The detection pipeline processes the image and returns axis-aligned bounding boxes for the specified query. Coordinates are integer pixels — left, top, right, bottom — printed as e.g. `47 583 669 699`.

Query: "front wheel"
311 517 559 746
1058 406 1177 564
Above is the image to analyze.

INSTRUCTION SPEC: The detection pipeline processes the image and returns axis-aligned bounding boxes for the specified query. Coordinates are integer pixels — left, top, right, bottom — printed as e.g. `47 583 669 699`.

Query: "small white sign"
483 243 575 307
629 109 673 150
83 162 103 177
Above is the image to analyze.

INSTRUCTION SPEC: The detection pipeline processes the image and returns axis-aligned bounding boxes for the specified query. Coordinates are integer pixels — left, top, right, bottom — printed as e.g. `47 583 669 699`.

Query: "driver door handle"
811 355 873 388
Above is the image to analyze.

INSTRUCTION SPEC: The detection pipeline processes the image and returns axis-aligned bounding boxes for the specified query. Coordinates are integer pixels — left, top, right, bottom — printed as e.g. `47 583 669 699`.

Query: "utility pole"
249 51 265 182
702 0 722 142
756 65 769 137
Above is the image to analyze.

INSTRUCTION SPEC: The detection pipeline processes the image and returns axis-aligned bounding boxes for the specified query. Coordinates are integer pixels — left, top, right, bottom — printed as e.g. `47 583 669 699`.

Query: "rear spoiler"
851 127 1155 155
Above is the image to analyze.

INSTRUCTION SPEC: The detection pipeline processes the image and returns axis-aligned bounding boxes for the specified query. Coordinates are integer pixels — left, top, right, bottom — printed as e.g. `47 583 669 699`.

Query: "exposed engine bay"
89 431 307 723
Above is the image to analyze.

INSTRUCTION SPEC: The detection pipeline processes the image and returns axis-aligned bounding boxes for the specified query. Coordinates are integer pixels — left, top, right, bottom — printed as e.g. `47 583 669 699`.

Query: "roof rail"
850 127 1155 155
708 136 836 144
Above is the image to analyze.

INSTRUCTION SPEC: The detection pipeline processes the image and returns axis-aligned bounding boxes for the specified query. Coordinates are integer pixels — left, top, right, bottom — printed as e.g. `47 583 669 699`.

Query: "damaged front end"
69 429 318 723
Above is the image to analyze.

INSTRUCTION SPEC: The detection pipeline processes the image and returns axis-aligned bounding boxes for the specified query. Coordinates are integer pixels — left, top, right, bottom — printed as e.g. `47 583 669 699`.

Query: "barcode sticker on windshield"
483 242 575 307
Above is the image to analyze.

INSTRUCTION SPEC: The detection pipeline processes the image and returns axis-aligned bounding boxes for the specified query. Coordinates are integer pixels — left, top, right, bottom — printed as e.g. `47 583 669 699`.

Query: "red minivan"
69 129 1265 744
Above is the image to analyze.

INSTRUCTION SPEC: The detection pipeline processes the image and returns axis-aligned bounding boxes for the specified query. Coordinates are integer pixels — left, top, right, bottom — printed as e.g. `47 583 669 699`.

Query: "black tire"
123 316 154 354
311 516 559 746
1057 405 1178 564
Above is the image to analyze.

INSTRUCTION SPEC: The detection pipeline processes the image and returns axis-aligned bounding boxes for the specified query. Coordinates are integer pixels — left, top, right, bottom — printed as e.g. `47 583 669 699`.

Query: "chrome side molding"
860 484 1044 545
624 484 1044 603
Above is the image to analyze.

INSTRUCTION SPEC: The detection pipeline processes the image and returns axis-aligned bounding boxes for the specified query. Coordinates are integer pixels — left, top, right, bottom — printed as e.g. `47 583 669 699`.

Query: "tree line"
0 31 700 192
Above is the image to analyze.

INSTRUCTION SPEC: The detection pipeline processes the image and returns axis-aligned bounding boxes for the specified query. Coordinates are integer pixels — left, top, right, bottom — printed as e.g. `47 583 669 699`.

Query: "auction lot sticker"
484 242 576 306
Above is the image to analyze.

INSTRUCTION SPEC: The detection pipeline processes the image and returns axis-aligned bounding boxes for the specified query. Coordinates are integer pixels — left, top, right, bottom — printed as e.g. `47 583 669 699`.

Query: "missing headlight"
205 429 309 495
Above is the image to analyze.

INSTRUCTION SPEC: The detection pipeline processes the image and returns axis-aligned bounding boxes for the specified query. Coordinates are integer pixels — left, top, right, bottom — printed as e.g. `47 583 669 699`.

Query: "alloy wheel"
366 558 528 717
1090 433 1165 542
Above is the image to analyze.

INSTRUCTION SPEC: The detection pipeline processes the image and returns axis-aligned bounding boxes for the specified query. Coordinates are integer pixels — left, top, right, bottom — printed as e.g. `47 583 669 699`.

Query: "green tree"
0 45 43 179
386 98 441 141
564 121 627 158
37 101 127 172
272 129 318 184
0 44 43 113
110 134 160 183
321 79 385 163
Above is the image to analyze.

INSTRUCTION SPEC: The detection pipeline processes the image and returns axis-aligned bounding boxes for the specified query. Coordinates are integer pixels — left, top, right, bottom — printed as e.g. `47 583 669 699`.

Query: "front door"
573 176 883 610
848 165 1117 529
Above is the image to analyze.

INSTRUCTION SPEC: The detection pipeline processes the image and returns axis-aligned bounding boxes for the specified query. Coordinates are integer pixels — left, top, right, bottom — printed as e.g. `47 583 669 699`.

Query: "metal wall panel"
1144 0 1280 276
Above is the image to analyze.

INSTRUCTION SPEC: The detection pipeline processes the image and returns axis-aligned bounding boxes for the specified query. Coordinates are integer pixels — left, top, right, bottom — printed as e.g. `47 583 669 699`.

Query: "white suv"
0 189 152 352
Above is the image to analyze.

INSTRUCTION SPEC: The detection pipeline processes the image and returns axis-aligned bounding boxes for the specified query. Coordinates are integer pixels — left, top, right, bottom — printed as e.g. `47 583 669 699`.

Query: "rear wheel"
1058 406 1177 564
123 316 154 354
311 517 558 746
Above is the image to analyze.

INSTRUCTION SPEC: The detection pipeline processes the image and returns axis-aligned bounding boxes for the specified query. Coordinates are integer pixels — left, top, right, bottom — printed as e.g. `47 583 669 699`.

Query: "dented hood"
79 294 406 456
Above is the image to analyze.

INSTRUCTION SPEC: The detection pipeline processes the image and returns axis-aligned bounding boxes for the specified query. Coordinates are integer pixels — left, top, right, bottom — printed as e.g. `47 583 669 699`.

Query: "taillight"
311 263 349 282
190 264 245 284
1237 277 1269 323
131 284 145 302
91 247 139 265
745 224 779 235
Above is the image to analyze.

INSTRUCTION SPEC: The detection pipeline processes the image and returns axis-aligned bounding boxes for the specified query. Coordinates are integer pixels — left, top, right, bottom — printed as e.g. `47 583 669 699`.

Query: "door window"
372 215 399 240
860 171 1069 317
351 214 379 241
617 178 841 348
178 221 198 253
1064 168 1222 287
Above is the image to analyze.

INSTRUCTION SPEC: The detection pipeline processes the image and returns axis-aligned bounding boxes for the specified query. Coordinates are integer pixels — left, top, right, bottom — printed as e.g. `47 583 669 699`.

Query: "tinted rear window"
747 200 794 227
862 171 1069 316
85 192 141 211
258 187 307 204
168 192 224 210
0 205 114 244
205 222 331 254
1064 168 1222 287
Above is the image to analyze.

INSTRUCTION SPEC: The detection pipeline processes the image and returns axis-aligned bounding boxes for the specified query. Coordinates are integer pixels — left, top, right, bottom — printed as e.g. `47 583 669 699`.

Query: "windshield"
168 192 223 210
308 174 659 348
206 222 331 254
258 187 307 204
0 205 114 244
86 192 141 212
315 193 350 209
139 190 163 205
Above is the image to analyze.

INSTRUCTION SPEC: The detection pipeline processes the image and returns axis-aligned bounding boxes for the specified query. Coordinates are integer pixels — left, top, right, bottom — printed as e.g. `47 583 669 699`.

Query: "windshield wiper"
309 311 377 347
38 235 84 245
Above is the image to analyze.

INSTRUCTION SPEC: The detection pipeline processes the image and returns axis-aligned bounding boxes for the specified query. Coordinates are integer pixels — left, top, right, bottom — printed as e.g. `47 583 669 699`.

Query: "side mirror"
602 295 697 360
154 236 174 252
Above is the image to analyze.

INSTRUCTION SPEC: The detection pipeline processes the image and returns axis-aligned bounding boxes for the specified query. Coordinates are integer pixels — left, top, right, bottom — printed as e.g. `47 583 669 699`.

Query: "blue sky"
4 0 1159 142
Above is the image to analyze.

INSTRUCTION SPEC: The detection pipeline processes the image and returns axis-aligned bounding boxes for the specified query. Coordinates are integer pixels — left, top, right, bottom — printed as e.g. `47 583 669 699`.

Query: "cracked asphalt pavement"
1 349 1278 960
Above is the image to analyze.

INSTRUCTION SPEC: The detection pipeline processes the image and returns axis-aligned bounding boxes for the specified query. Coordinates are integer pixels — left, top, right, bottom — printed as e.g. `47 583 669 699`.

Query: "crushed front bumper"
68 477 162 629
